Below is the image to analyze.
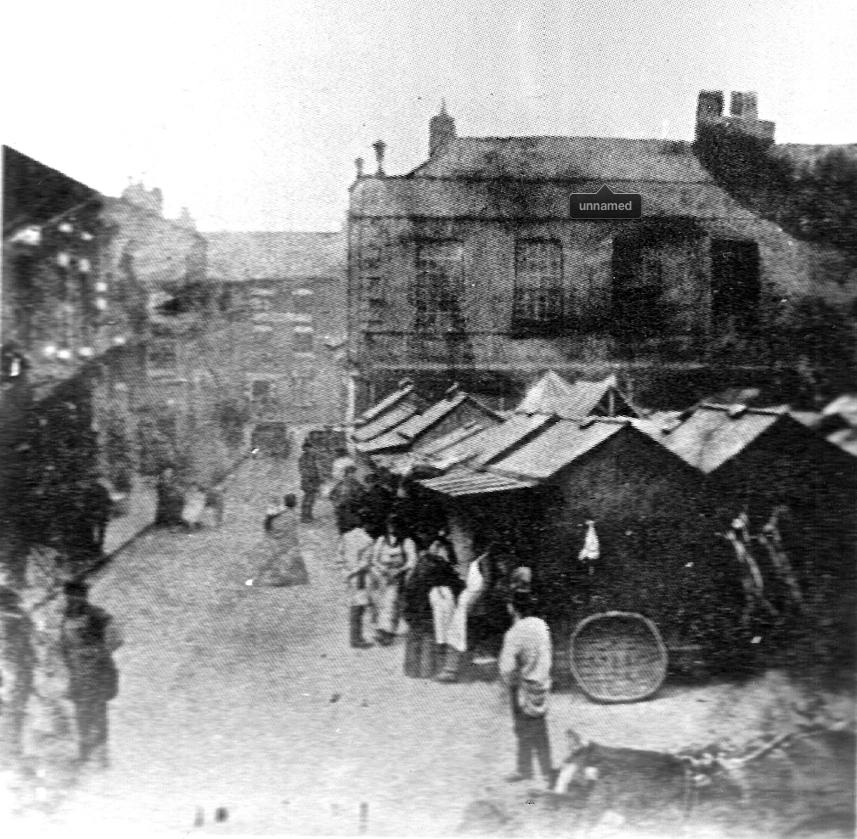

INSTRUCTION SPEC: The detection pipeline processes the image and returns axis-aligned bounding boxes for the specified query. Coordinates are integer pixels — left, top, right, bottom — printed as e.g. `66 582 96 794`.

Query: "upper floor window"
251 379 272 401
414 242 464 333
147 339 178 375
611 237 666 346
512 240 563 331
361 243 387 329
292 288 313 315
293 326 314 354
291 371 316 407
710 239 760 338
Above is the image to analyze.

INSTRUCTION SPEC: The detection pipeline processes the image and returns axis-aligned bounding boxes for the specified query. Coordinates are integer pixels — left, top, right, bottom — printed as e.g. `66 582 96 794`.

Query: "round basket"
569 611 668 703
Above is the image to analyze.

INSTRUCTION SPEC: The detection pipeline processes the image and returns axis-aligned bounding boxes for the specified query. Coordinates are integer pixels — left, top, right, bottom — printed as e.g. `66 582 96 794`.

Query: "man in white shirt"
339 511 375 648
498 591 554 786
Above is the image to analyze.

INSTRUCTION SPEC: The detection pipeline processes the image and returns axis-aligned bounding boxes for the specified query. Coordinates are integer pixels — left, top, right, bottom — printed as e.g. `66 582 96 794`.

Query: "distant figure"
204 483 226 527
155 467 184 527
330 465 366 535
84 478 112 555
331 447 356 483
298 440 322 523
578 518 600 577
339 511 375 648
401 534 441 678
499 591 554 787
61 581 122 768
370 515 418 645
181 483 207 531
252 495 309 587
361 471 394 539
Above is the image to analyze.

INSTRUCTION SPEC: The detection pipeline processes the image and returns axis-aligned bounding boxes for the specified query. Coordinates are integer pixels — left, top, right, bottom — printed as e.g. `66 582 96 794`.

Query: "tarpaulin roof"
491 418 627 480
515 372 639 419
420 468 537 497
636 404 786 474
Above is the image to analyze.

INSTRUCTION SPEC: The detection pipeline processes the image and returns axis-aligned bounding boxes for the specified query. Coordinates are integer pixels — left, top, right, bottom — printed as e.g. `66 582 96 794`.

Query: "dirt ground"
5 457 854 837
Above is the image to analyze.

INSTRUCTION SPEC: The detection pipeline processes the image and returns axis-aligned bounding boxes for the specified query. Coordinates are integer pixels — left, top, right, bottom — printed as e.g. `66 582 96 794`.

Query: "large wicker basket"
569 611 668 703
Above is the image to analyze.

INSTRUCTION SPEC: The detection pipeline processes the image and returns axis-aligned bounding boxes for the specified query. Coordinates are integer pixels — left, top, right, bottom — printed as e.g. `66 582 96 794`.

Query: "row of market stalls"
351 373 857 672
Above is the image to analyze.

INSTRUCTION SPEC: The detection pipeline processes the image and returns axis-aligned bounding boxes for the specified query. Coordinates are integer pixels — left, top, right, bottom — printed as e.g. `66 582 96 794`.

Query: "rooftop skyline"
3 0 855 231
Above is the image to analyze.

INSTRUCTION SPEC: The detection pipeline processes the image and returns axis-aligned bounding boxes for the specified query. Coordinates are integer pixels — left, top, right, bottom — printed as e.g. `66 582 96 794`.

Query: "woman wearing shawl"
401 530 437 677
249 494 309 587
369 514 417 645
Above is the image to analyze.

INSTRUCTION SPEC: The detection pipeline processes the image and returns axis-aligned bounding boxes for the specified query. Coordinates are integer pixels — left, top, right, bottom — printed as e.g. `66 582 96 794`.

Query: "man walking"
498 591 554 787
329 465 366 535
61 581 122 768
298 439 322 523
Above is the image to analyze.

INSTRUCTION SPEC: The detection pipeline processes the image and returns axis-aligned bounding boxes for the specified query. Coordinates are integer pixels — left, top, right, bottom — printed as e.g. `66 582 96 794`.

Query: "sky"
2 0 855 231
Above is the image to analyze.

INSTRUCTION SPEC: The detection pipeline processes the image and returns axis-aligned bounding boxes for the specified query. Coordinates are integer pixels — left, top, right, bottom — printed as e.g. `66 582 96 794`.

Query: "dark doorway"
710 239 760 338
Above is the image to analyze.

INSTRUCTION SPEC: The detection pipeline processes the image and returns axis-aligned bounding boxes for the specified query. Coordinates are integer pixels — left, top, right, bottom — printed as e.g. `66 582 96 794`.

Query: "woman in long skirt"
369 514 417 645
250 494 309 587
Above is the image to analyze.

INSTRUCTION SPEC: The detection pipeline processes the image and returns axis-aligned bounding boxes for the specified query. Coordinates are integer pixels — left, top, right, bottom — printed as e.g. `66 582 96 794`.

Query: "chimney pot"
371 140 386 176
354 157 365 178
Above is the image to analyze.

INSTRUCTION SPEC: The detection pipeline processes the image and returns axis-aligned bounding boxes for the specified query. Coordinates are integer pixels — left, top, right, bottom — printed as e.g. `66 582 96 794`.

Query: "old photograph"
1 1 855 836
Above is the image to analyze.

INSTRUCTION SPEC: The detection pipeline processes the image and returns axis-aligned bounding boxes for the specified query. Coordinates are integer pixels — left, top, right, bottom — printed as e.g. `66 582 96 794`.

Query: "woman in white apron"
436 551 487 682
370 515 417 645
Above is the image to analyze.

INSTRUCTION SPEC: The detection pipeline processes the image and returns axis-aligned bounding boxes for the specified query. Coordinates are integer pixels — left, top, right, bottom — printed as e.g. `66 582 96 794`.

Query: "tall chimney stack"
429 101 456 157
371 140 386 176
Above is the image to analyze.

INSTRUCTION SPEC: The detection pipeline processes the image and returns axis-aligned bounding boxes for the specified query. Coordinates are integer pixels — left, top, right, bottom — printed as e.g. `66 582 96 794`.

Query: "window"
414 242 464 333
251 380 272 401
250 287 273 316
361 244 387 329
512 240 563 330
611 238 666 345
710 240 760 338
291 372 316 407
147 340 178 375
293 326 314 353
292 288 313 315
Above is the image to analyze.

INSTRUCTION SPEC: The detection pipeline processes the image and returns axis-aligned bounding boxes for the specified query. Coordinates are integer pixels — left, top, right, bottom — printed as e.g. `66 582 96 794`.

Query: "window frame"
413 241 465 334
511 239 564 333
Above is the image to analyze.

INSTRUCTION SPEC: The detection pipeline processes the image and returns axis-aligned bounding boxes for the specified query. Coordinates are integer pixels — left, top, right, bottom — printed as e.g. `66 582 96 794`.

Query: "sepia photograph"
1 1 855 836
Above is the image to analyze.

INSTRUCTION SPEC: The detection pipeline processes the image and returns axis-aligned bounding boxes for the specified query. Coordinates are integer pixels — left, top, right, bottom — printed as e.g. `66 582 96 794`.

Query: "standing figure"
330 465 366 535
427 532 464 664
369 515 418 645
437 550 487 682
362 471 394 539
298 440 322 523
339 511 375 648
499 591 554 787
61 581 122 768
155 467 184 527
204 483 226 527
331 447 356 483
252 495 309 587
577 518 600 577
0 587 34 765
401 534 438 677
181 483 207 531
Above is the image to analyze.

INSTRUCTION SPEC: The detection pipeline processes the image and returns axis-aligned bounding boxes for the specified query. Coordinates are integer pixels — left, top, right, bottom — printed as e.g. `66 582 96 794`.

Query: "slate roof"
204 231 345 281
636 404 787 474
420 468 537 497
410 137 711 182
491 418 627 481
516 372 639 419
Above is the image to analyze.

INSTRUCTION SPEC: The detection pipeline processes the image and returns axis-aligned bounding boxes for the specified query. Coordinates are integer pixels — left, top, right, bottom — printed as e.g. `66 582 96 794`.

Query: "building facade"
205 231 348 430
347 95 856 411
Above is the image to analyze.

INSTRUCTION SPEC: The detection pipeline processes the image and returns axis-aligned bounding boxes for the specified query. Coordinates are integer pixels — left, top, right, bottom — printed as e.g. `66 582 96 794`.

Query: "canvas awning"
420 469 537 497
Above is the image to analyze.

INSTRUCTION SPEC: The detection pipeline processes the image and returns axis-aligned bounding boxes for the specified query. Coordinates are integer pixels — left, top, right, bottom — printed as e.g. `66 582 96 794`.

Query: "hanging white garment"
429 586 456 644
578 521 600 563
446 557 485 653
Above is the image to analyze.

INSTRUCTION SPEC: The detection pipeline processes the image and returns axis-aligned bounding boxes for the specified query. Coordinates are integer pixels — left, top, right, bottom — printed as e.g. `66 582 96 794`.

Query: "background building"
347 95 857 412
205 231 348 433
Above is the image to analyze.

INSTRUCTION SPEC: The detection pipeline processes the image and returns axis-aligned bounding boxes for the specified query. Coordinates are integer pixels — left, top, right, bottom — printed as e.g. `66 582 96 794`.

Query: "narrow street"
52 457 518 835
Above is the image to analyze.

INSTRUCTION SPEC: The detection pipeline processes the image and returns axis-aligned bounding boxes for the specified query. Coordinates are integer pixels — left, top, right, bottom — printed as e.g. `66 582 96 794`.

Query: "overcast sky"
2 0 854 231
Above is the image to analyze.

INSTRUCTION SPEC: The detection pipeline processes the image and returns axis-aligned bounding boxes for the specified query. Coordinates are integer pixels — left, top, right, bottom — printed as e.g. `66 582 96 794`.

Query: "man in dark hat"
298 439 322 523
61 581 122 768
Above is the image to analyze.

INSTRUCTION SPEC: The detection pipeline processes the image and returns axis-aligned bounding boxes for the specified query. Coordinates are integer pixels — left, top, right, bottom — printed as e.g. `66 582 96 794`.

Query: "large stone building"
205 231 348 431
347 94 856 411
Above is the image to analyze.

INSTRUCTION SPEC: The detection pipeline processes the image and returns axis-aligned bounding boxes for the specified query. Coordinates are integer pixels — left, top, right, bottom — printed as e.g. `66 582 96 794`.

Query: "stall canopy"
515 371 640 419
